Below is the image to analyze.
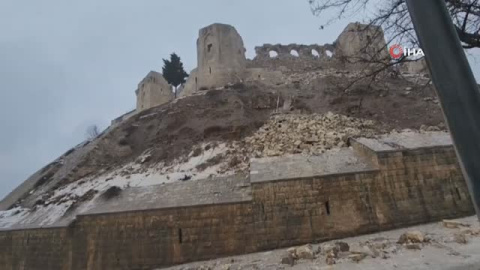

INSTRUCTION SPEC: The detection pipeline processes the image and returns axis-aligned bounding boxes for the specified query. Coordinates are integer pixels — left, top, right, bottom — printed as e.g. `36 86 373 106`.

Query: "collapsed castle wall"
135 71 174 112
253 43 336 60
0 139 474 269
179 22 396 97
248 43 338 71
248 22 390 73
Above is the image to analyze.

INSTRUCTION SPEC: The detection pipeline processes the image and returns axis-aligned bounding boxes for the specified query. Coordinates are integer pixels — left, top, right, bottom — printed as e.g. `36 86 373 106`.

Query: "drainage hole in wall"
178 228 183 244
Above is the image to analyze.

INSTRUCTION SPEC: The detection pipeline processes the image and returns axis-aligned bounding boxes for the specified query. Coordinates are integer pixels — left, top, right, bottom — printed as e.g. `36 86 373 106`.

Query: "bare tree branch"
310 0 480 49
86 125 100 140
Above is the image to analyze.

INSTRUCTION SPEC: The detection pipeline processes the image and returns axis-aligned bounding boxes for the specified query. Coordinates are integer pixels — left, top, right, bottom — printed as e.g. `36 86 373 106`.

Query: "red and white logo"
389 44 425 59
389 44 404 59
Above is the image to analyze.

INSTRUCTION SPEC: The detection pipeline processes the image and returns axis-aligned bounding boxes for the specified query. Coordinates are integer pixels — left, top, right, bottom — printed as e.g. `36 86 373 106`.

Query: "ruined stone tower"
182 23 247 96
135 71 174 112
335 22 389 63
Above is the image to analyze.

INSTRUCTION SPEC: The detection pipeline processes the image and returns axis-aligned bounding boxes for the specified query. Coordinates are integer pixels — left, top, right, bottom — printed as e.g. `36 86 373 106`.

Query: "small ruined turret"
135 71 174 112
181 23 247 96
335 22 389 63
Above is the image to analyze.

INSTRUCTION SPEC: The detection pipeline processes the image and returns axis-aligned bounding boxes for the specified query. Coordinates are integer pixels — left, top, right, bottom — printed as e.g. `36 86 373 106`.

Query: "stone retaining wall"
0 141 474 269
0 226 72 270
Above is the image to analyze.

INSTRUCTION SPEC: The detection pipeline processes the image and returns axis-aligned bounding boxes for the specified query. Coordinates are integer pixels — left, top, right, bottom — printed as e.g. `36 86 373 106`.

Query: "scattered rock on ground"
213 264 231 270
280 245 315 265
286 247 297 258
350 244 378 258
443 219 471 229
335 241 350 252
349 253 367 263
452 232 468 244
406 243 422 250
326 255 336 265
322 243 340 259
295 244 315 260
364 245 380 258
461 228 480 236
280 252 296 266
398 231 425 244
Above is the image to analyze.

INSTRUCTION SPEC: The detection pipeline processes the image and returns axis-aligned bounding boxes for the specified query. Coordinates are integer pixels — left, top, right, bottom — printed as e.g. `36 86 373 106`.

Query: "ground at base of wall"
163 215 480 270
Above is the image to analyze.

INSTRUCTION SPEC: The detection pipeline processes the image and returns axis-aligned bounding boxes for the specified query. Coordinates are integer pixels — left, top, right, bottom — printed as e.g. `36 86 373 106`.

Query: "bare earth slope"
0 71 446 229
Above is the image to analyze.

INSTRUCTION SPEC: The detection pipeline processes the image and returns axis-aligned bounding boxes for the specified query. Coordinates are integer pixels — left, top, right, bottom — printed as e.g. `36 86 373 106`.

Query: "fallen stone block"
335 241 350 252
349 253 367 263
452 232 468 244
398 231 425 244
295 244 315 260
443 219 471 229
405 243 422 250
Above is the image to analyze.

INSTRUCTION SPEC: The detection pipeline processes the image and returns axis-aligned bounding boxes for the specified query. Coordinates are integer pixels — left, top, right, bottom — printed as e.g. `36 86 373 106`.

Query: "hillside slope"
0 71 445 229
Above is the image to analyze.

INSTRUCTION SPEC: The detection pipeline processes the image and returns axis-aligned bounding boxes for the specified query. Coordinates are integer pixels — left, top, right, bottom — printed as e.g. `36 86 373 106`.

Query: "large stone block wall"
0 145 474 269
251 146 472 253
0 227 72 270
70 203 253 270
373 146 472 224
248 22 390 72
252 171 382 249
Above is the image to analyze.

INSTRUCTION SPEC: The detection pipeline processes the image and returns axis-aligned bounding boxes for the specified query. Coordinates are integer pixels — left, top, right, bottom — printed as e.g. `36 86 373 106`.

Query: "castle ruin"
335 22 389 62
135 71 174 112
181 23 248 96
132 22 426 116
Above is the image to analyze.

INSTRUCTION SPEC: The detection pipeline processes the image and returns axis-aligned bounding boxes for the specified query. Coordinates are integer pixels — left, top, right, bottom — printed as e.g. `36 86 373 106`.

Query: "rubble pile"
214 112 380 173
241 112 378 157
283 69 364 86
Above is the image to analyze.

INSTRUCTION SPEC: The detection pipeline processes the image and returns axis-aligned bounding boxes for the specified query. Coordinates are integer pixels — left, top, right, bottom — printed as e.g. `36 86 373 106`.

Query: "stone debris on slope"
203 113 444 175
218 112 378 174
0 111 445 230
281 68 430 88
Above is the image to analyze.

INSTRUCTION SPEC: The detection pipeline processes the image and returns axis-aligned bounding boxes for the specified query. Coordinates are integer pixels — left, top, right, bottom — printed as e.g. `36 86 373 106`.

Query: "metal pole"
405 0 480 220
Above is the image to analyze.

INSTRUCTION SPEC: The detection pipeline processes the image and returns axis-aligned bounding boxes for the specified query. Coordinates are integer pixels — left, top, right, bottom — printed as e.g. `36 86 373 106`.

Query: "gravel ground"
164 216 480 270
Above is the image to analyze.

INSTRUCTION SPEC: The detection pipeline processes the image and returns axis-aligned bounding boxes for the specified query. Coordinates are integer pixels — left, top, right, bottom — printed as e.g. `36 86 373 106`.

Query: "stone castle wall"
129 22 427 113
196 23 247 89
247 43 339 72
0 227 71 270
247 22 390 73
0 139 474 269
181 23 247 96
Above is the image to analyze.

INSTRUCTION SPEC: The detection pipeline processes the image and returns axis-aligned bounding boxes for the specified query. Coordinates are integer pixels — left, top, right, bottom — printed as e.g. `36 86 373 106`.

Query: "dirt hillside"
1 70 446 228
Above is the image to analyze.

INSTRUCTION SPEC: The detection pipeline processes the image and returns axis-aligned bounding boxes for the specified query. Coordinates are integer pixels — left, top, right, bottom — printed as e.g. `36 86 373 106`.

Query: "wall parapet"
253 43 336 60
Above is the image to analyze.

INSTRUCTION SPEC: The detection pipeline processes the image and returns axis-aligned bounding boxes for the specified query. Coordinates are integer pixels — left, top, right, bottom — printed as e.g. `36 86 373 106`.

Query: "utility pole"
405 0 480 220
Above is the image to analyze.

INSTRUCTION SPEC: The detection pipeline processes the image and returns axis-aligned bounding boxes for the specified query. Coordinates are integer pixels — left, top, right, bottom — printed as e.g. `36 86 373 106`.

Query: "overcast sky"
1 0 479 199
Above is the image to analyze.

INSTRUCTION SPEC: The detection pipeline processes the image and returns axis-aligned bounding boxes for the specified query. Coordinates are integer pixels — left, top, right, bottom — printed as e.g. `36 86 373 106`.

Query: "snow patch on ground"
0 207 30 228
0 142 233 229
